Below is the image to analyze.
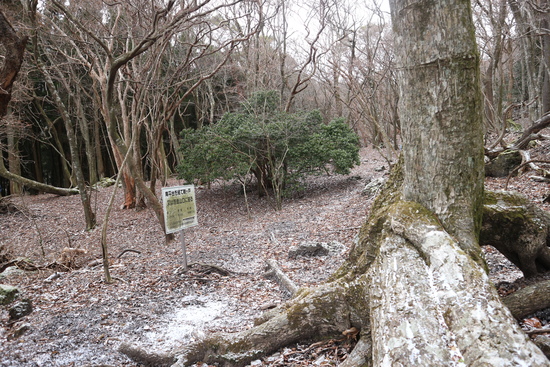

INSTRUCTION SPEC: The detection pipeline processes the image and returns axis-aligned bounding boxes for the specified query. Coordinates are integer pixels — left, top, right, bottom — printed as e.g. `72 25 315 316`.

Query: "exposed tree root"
118 343 175 367
503 279 550 319
120 165 550 366
481 190 550 277
171 281 361 366
383 201 547 366
122 195 550 366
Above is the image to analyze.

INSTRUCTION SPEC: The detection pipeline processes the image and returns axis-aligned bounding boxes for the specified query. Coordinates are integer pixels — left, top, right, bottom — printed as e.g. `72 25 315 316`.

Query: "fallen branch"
0 161 78 196
0 258 39 273
512 112 550 150
504 159 550 189
487 103 520 150
117 249 141 258
532 176 550 183
176 262 235 276
264 259 298 297
519 150 550 178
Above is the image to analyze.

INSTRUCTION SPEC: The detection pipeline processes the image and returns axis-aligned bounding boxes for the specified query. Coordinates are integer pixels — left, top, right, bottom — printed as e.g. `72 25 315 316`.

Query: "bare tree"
33 45 97 229
0 4 78 196
46 0 262 231
120 1 550 365
508 0 550 119
317 1 398 162
474 0 512 139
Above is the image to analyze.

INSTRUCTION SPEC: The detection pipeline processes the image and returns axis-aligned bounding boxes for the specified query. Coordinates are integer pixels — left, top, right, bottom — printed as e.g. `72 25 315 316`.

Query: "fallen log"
503 279 550 319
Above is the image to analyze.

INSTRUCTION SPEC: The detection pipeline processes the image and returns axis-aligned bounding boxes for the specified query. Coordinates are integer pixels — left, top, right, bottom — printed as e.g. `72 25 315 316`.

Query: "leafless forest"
2 1 550 366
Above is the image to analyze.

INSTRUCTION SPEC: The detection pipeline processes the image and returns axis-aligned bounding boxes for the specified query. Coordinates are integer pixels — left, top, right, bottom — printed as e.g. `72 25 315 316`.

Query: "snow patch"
144 300 228 349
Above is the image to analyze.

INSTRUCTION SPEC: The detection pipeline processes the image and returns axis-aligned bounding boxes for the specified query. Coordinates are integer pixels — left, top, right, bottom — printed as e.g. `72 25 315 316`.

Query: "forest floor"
1 145 550 367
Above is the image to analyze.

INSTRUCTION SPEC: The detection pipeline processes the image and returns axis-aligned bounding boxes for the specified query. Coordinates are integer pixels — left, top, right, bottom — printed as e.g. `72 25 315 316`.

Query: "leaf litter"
1 145 550 366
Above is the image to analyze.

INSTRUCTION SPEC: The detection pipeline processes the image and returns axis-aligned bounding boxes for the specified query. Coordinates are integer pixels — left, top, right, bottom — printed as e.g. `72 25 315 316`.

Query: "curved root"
137 282 363 367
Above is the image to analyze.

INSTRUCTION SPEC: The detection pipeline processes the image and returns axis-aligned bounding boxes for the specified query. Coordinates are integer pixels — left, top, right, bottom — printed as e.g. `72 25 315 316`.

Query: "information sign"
162 185 198 234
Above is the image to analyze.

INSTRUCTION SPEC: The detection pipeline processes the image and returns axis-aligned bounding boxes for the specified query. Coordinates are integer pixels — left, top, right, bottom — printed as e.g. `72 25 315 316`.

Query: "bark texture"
503 279 550 319
381 201 546 366
481 190 550 277
0 11 28 118
391 0 485 262
121 1 550 366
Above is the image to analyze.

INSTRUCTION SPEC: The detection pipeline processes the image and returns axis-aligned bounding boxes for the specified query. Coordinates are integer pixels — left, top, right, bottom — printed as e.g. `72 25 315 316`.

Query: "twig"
100 130 137 284
117 249 141 259
505 159 550 189
269 231 279 245
526 328 550 336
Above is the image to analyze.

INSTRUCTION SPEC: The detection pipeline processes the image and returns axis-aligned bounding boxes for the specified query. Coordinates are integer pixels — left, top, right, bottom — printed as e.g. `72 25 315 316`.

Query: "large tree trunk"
394 0 486 264
120 1 550 366
121 162 550 367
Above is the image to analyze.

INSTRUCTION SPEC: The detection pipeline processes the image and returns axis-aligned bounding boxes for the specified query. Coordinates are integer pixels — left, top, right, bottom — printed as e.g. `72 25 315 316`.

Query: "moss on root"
481 190 550 276
332 157 405 281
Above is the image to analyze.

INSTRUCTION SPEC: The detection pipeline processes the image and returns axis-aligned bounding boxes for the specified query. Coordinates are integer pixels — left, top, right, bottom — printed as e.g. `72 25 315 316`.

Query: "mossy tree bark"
481 190 550 277
394 0 486 265
122 1 550 366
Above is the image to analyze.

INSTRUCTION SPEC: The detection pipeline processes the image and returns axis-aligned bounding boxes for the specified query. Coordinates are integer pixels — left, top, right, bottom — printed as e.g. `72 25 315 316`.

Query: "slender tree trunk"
94 118 106 180
482 0 507 132
75 86 98 185
38 52 96 229
7 125 21 194
31 140 43 185
169 115 184 167
509 0 540 118
541 3 550 114
33 99 74 186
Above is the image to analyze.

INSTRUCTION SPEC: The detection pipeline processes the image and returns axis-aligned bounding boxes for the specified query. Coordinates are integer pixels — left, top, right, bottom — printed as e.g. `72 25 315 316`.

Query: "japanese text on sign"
162 185 198 234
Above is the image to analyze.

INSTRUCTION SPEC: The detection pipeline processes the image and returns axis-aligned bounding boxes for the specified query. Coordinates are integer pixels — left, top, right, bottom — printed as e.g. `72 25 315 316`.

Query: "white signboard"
162 185 198 234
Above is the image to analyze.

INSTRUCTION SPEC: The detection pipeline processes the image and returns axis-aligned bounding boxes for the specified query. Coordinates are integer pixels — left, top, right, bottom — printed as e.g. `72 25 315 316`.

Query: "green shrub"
177 91 360 209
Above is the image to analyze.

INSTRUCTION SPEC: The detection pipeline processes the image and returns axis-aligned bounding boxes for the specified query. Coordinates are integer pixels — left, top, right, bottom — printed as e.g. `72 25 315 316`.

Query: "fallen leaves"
1 145 550 365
